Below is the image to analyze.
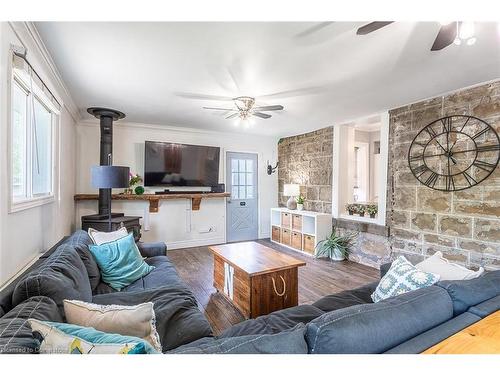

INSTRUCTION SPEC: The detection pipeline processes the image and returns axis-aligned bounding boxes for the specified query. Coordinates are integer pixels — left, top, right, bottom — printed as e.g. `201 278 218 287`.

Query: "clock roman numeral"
425 172 439 188
409 153 423 162
445 175 455 191
413 164 429 177
476 144 500 153
462 171 477 187
473 160 495 172
425 126 437 138
414 141 427 148
472 127 490 140
441 117 453 133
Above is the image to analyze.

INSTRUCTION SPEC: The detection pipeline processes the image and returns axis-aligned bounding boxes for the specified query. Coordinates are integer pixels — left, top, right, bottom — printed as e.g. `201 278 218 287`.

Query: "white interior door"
226 152 258 242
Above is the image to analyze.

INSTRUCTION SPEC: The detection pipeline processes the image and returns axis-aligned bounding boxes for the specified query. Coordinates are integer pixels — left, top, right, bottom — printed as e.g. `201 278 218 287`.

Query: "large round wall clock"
408 115 500 192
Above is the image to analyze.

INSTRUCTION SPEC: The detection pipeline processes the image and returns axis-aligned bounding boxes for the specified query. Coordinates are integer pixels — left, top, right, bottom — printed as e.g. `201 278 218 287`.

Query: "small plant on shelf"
126 173 143 195
314 227 358 261
357 204 366 217
366 204 378 218
296 195 305 211
346 203 357 215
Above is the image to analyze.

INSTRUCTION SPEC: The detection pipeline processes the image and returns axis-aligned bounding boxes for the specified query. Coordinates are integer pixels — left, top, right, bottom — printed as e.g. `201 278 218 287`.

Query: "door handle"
227 197 232 204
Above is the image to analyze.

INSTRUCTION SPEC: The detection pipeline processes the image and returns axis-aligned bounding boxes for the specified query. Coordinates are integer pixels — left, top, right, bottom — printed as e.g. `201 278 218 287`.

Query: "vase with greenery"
346 203 357 215
367 204 378 218
128 173 143 195
357 204 366 217
296 195 305 211
314 227 358 261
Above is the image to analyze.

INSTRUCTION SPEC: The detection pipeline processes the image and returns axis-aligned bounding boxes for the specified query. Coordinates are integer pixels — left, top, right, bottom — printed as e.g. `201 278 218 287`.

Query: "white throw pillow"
416 251 484 281
64 300 162 352
88 227 128 245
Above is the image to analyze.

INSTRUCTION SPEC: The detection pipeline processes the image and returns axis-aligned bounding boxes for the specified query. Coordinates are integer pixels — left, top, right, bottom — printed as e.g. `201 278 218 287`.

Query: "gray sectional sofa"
0 229 499 354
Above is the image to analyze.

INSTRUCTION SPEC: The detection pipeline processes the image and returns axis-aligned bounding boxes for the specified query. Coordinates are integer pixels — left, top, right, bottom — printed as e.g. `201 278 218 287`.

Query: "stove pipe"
87 107 126 215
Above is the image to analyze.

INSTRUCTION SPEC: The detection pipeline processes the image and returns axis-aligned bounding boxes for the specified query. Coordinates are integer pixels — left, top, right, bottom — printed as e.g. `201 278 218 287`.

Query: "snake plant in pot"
314 227 358 261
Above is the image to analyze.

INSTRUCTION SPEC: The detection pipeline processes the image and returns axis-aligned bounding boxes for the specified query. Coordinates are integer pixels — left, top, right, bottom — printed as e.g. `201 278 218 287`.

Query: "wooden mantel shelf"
74 192 230 213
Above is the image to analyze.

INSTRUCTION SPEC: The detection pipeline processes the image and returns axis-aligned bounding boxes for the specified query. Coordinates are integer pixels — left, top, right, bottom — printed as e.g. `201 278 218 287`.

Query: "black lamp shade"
91 166 130 189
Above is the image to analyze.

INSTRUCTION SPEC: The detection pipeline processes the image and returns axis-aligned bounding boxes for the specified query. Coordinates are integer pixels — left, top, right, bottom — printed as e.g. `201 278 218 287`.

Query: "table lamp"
91 165 130 231
283 184 300 210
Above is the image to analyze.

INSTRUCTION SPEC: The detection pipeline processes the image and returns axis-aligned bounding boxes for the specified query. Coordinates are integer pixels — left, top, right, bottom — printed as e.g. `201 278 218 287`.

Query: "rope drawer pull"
272 275 286 297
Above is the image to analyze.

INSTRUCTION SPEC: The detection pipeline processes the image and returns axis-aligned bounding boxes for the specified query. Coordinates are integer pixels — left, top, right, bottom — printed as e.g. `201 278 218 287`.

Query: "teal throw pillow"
89 233 154 291
371 256 440 303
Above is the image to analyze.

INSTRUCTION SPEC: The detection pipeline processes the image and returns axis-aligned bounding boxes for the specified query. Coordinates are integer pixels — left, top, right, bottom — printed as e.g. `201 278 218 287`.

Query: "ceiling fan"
357 21 477 51
203 96 284 120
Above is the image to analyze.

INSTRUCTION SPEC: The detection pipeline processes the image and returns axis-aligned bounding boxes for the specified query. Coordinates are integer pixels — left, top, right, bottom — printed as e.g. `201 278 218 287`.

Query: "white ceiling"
35 22 500 137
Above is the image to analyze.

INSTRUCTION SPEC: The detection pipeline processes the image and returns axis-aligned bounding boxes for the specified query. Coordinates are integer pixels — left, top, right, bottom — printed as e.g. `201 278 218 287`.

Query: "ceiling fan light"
459 22 475 40
453 37 462 46
466 37 477 46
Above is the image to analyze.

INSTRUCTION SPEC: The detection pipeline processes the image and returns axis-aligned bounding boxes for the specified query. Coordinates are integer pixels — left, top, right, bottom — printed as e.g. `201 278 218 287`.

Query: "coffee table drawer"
303 234 315 255
271 226 281 242
281 228 291 246
291 231 302 250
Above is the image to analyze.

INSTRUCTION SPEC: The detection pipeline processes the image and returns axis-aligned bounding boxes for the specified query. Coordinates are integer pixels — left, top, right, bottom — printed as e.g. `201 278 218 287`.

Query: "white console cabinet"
270 208 332 256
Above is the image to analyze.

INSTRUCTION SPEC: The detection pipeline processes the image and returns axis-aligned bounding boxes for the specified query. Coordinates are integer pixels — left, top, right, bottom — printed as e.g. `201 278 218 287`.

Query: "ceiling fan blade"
175 92 234 101
356 22 394 35
203 107 234 110
431 22 458 51
253 105 284 111
294 22 334 39
252 112 272 119
225 113 240 119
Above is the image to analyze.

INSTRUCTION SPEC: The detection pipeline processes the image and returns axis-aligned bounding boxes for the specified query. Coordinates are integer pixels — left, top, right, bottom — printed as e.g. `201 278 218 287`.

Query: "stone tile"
319 186 332 202
391 228 421 242
411 105 443 131
391 250 425 264
454 201 500 217
458 239 499 255
483 187 500 202
417 188 451 213
472 97 500 118
411 213 437 232
424 234 456 248
424 245 470 265
453 186 482 201
393 187 417 210
391 210 409 228
306 186 319 200
438 215 472 237
469 252 500 271
474 218 500 242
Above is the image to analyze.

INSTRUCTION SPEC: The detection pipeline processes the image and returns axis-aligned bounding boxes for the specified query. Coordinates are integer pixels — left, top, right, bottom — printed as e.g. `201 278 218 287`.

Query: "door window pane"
238 159 246 172
231 186 239 199
239 186 246 198
246 172 253 186
231 159 238 172
238 173 246 185
12 83 28 199
246 159 253 172
32 99 52 195
246 186 254 198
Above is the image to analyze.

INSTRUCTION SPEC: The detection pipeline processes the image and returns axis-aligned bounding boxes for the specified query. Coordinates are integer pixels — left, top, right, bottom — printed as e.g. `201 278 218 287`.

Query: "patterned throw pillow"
371 256 440 303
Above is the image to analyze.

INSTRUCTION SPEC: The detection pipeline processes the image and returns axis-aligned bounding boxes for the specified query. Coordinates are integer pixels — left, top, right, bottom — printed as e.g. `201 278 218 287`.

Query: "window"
231 158 254 199
332 112 389 225
10 53 60 211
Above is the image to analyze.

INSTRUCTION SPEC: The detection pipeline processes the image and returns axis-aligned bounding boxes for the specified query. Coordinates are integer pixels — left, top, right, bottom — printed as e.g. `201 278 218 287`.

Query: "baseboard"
166 236 226 250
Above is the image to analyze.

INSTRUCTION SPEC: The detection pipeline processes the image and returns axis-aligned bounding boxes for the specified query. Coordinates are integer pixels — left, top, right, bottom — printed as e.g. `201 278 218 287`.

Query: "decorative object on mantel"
134 186 145 195
366 204 378 219
126 173 143 195
346 203 357 216
314 227 357 261
408 115 499 192
283 184 300 210
296 195 305 211
357 204 366 217
266 160 279 175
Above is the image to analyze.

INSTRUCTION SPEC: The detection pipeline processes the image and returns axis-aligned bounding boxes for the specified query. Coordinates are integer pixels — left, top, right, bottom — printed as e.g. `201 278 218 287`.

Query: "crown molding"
8 22 81 123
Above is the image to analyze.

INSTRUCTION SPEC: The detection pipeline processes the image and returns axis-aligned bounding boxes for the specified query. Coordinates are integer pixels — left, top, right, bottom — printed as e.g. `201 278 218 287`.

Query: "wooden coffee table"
209 242 306 319
422 310 500 354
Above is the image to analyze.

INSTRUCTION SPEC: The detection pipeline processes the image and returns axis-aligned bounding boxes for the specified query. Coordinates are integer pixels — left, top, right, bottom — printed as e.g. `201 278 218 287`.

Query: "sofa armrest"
137 242 167 258
380 262 392 279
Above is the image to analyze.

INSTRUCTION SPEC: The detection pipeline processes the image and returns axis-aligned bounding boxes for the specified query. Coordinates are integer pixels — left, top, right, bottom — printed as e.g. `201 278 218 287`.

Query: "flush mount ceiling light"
203 96 284 121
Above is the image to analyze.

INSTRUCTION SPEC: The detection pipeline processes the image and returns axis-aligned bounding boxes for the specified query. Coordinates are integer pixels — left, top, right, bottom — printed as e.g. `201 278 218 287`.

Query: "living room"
1 0 499 372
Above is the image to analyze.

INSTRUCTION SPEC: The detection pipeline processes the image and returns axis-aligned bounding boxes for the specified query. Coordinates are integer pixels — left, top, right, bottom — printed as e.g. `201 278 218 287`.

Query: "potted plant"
296 195 305 211
346 203 357 215
367 204 378 219
357 204 366 217
314 227 358 261
128 173 143 195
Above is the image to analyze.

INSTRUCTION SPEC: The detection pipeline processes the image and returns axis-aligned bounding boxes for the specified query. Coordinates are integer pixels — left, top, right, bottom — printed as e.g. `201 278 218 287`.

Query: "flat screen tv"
144 141 220 187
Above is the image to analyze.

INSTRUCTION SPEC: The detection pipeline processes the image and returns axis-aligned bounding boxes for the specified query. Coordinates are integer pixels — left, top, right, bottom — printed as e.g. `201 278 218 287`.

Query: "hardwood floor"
168 239 379 335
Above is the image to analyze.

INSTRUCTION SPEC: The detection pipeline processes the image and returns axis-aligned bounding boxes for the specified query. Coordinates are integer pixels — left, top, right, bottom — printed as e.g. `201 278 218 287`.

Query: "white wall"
75 121 278 249
0 23 78 285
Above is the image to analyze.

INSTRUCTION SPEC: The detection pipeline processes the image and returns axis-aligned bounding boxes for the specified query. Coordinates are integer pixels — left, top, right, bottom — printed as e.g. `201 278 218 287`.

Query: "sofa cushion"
137 242 167 258
384 312 481 354
467 295 500 318
169 324 308 354
88 227 128 245
305 286 453 354
92 286 212 352
416 251 484 281
74 243 101 292
12 243 92 316
219 305 324 338
122 256 183 292
436 270 500 316
0 296 63 354
312 282 377 312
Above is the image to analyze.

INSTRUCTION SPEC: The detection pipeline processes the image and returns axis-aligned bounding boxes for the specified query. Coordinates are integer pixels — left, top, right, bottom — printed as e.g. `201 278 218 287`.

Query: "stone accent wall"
388 80 500 270
278 127 333 213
